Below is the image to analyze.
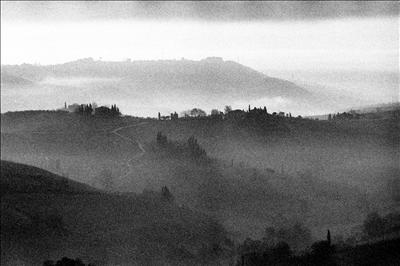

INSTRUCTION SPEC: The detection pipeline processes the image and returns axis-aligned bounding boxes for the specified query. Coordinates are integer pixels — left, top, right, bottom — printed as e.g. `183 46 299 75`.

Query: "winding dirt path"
111 122 148 178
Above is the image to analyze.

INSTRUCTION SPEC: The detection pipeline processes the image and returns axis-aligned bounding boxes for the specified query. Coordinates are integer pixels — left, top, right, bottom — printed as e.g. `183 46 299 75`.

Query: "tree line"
73 103 121 117
156 132 207 161
237 211 400 265
159 105 300 121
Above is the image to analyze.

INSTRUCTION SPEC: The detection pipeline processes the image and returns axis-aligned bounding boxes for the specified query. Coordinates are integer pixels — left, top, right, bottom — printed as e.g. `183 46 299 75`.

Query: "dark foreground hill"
0 160 97 195
0 160 234 266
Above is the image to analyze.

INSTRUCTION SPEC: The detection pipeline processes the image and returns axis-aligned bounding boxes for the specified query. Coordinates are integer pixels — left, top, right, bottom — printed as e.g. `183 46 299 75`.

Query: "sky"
1 1 399 73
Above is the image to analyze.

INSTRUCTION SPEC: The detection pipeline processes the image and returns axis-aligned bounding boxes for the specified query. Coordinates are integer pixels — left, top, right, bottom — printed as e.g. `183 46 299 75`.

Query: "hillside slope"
0 160 233 265
1 111 398 245
1 160 97 195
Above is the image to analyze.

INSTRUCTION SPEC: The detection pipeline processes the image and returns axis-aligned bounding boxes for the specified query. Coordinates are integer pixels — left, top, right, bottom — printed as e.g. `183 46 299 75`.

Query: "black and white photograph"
1 1 399 265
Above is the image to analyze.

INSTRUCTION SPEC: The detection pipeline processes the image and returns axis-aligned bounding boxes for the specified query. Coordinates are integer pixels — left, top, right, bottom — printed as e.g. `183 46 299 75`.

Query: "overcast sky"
1 1 399 72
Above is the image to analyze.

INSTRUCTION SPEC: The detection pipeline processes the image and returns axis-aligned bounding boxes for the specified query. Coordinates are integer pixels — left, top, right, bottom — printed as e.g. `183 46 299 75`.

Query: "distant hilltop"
1 57 309 100
14 56 226 66
201 56 224 61
1 57 354 116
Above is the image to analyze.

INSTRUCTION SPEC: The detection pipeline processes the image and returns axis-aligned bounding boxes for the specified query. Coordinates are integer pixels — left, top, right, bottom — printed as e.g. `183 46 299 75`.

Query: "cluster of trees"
110 104 120 115
161 185 174 203
155 132 207 161
237 229 334 266
95 104 121 117
187 135 207 159
156 131 168 146
249 106 268 115
238 211 400 265
74 103 121 117
43 257 94 266
170 111 178 120
328 111 360 120
158 112 179 120
263 223 312 251
75 103 94 115
159 104 300 122
211 109 224 117
181 108 207 118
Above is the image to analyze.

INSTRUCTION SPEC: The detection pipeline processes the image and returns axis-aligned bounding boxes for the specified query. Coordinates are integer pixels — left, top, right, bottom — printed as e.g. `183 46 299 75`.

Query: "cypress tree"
327 230 331 245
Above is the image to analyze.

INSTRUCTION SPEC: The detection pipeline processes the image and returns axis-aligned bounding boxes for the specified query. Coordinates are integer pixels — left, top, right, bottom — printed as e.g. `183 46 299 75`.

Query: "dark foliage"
238 240 293 266
43 257 94 266
331 111 360 120
187 136 207 159
238 213 400 265
74 103 121 117
161 185 174 203
75 104 93 115
94 104 121 117
263 223 312 251
156 131 168 146
155 132 207 161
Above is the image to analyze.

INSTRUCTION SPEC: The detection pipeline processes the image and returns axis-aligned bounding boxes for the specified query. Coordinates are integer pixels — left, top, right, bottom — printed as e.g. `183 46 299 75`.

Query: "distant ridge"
1 57 348 116
1 57 310 97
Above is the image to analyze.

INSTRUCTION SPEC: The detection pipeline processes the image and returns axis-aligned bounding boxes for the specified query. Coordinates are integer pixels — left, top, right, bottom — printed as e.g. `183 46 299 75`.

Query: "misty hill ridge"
1 57 310 99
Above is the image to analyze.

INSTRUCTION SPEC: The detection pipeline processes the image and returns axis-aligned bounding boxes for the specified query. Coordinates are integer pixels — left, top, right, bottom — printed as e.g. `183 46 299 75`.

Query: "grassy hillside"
96 113 399 239
124 135 372 244
1 111 144 186
120 114 399 190
1 110 398 243
1 160 233 265
0 160 97 195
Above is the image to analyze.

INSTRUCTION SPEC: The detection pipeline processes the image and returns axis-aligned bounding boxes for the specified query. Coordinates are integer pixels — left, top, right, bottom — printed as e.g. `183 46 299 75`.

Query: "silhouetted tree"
211 109 220 116
156 131 168 146
161 186 174 202
170 112 178 120
224 105 232 114
190 108 207 117
187 136 206 159
327 229 331 245
92 104 121 117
